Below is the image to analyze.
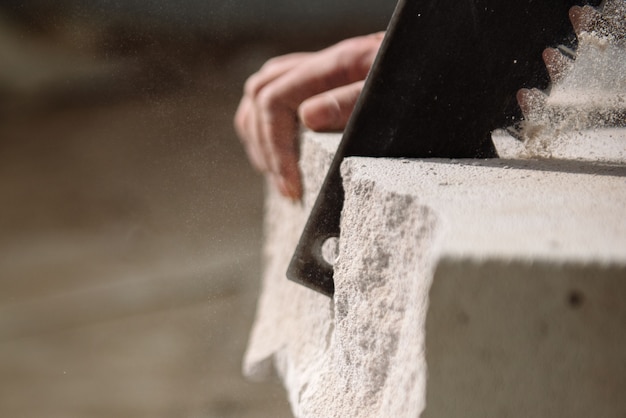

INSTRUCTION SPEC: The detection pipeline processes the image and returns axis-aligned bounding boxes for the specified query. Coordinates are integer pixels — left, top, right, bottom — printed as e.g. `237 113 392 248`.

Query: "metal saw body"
287 0 603 297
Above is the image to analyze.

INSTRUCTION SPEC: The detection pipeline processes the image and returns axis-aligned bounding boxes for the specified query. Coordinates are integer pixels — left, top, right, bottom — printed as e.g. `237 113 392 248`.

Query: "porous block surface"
244 131 626 417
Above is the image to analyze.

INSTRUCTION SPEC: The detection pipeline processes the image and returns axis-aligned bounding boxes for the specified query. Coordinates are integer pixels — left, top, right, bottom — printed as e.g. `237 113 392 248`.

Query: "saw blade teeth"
542 47 573 84
601 0 626 42
517 1 618 120
568 2 625 42
569 5 602 37
516 88 548 119
515 0 626 153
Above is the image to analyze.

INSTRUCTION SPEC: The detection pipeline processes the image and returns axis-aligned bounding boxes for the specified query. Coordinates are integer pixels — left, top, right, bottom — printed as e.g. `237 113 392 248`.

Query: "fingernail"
273 175 288 196
277 176 301 201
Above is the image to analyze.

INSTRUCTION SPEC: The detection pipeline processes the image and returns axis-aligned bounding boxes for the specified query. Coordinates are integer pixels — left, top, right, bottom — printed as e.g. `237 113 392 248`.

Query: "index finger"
264 33 383 110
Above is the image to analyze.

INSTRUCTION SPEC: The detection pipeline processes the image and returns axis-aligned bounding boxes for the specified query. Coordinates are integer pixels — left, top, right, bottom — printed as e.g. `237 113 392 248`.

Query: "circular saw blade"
516 0 626 157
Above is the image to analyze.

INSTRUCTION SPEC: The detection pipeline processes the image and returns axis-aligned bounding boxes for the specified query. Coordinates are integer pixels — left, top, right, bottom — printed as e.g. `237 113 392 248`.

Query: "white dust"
519 3 626 159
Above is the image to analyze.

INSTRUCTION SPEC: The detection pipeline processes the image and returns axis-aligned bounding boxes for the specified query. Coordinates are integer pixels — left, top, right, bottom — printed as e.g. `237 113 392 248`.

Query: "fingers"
244 52 312 98
256 33 381 110
299 80 366 131
235 54 308 173
256 91 302 198
234 32 384 200
235 97 266 171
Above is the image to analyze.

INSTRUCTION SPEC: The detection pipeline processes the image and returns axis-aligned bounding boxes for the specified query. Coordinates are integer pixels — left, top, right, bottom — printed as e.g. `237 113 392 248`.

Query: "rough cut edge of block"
243 128 626 418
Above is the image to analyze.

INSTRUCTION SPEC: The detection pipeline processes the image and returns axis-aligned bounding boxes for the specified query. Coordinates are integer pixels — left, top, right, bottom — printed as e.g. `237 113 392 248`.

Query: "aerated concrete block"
244 130 626 417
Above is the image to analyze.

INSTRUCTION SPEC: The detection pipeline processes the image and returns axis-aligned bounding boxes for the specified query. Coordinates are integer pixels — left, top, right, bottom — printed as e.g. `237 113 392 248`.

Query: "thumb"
298 80 365 132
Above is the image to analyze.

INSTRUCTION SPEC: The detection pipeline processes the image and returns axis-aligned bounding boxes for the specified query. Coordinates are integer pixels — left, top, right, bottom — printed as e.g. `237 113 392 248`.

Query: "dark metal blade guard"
287 0 600 297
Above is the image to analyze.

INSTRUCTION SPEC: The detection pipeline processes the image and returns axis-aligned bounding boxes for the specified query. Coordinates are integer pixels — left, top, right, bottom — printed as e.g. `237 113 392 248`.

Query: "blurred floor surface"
0 16 293 417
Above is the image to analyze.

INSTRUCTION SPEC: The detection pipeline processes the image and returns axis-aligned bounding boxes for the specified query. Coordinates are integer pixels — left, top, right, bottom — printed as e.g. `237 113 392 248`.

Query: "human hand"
234 32 384 200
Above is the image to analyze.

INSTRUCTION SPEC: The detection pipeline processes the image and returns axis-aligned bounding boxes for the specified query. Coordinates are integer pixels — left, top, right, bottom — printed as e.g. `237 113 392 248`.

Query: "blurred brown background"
0 1 391 417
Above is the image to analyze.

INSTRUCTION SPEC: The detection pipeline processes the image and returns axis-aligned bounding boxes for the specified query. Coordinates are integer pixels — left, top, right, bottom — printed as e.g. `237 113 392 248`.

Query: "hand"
234 32 384 200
